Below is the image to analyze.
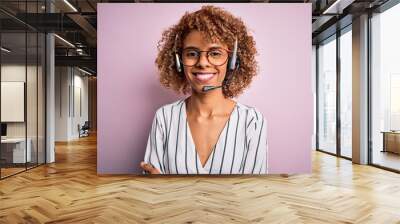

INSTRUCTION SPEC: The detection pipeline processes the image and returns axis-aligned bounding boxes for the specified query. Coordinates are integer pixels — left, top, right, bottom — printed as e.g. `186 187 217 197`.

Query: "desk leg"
382 133 386 152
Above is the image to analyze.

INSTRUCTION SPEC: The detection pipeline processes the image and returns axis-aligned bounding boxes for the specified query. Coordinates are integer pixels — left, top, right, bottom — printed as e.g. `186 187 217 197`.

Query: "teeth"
195 73 214 81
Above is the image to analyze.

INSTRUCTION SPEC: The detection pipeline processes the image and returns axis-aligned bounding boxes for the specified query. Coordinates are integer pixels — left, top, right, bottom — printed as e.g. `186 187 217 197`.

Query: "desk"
1 138 32 163
382 131 400 154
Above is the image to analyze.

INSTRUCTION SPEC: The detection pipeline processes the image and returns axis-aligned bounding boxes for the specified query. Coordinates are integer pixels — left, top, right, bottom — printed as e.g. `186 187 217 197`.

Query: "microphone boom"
202 85 222 92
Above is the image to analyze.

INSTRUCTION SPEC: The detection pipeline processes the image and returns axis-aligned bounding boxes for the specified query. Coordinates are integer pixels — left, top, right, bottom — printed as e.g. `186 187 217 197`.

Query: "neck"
187 88 231 117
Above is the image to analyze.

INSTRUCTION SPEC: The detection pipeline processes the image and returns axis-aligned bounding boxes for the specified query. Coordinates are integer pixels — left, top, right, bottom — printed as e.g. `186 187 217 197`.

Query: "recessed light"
1 47 11 53
322 0 354 15
54 34 75 48
63 0 78 12
78 67 93 76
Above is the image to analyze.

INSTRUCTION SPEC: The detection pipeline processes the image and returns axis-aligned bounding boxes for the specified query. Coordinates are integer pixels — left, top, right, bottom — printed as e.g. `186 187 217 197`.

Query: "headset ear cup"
229 38 238 71
175 53 182 73
227 56 239 71
228 55 236 71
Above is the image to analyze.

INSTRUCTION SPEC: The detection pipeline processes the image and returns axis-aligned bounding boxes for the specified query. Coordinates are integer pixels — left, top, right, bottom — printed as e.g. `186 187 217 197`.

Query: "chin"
192 86 205 94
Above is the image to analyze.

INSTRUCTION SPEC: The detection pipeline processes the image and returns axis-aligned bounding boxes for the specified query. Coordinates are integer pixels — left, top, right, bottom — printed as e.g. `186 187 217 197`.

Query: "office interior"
0 0 97 179
0 0 399 222
314 0 400 172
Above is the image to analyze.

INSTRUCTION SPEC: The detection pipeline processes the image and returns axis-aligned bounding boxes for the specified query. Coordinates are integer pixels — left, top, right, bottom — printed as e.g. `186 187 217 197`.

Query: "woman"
140 5 267 174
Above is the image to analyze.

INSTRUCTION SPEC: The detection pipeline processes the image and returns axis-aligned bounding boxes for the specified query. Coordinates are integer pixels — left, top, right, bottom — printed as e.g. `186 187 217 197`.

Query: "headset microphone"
202 85 222 92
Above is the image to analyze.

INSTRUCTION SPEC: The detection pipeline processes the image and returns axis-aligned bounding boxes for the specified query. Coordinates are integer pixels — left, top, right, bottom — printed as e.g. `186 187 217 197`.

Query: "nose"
196 51 211 68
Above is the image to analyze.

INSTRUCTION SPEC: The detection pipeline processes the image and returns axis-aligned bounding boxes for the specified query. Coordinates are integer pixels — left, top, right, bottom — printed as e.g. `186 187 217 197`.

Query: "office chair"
79 121 90 138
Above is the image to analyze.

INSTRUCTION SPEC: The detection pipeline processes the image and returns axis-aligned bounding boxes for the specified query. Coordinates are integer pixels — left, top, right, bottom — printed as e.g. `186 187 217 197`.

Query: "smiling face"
181 30 229 94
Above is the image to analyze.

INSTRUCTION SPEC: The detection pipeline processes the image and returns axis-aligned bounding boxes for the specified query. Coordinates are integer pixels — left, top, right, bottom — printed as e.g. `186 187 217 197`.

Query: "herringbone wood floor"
1 134 400 224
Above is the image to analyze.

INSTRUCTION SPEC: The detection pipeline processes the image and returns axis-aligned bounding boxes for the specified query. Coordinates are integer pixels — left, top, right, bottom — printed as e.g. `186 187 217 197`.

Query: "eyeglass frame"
177 47 233 67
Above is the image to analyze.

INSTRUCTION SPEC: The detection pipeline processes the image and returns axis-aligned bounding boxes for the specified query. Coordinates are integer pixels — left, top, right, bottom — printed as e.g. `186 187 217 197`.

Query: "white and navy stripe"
143 99 268 174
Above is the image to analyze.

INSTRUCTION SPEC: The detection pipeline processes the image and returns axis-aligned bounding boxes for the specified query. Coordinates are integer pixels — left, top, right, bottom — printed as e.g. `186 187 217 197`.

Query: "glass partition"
27 31 38 169
0 1 46 179
1 30 28 177
38 32 45 165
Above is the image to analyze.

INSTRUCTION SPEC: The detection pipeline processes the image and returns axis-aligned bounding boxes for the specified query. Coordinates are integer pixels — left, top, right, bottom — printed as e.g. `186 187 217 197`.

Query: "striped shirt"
143 99 268 174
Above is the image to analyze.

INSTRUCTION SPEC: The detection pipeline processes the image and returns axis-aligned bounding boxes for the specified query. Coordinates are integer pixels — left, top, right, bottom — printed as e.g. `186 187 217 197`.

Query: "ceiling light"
63 0 78 12
1 47 11 53
54 34 75 48
322 0 354 15
78 67 93 76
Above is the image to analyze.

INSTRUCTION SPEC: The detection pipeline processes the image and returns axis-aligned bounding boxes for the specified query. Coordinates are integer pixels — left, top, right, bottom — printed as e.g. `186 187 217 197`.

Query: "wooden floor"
0 167 26 178
1 134 400 223
373 150 400 171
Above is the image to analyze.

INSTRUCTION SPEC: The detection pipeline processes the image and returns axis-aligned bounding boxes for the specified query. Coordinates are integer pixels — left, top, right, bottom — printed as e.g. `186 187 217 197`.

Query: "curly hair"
155 5 258 98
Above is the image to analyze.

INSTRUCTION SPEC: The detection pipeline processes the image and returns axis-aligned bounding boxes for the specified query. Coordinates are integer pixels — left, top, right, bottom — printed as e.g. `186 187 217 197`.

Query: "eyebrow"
183 46 226 50
183 47 225 51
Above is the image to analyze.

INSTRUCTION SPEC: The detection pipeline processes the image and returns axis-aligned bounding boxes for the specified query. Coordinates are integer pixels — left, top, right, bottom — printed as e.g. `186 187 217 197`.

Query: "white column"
352 14 369 164
46 33 55 163
46 1 55 163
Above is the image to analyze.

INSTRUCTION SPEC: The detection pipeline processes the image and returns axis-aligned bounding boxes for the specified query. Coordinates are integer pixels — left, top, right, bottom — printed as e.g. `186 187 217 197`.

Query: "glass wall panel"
26 0 39 169
27 30 38 169
38 32 45 165
317 36 337 154
0 1 46 179
1 30 28 177
371 3 400 171
340 28 352 158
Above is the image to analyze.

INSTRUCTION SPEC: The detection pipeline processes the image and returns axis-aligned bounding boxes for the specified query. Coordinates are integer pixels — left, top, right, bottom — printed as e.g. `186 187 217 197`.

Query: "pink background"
97 3 313 174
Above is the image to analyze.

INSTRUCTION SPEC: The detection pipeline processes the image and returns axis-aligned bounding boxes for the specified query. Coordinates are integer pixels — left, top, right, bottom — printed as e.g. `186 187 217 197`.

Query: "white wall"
1 65 41 137
55 66 69 141
55 67 89 141
72 73 89 138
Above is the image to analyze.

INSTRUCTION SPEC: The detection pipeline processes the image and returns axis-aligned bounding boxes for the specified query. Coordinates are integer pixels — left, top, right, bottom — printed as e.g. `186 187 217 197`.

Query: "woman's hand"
140 162 161 174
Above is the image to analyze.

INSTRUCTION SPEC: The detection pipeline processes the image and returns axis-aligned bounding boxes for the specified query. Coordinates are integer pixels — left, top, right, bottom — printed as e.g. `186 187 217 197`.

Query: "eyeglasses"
180 48 230 67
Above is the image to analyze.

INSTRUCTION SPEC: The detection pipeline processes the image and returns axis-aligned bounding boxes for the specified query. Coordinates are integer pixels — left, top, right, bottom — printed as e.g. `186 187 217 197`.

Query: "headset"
174 36 239 92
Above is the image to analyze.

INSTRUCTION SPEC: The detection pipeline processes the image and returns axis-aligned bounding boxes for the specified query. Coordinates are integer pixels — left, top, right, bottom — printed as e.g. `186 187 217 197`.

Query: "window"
371 2 400 171
340 28 352 158
317 36 337 154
